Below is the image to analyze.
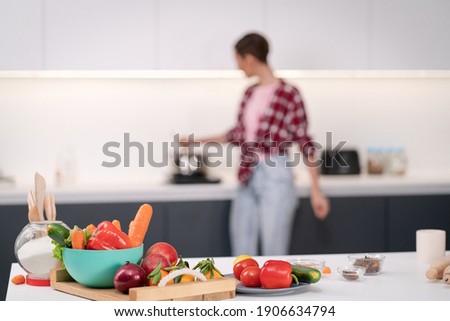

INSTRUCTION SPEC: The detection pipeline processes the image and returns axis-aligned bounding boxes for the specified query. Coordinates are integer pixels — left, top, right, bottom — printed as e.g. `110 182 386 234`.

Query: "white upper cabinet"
266 0 370 69
1 0 450 70
371 0 450 69
45 0 158 69
158 0 264 69
0 0 43 70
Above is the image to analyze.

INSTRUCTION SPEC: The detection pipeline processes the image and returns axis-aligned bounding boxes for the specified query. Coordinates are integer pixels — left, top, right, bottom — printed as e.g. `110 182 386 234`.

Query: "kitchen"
1 0 450 308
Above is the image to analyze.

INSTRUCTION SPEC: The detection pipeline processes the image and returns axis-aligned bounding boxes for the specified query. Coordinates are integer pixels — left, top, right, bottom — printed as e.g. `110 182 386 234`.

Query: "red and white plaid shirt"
226 80 315 185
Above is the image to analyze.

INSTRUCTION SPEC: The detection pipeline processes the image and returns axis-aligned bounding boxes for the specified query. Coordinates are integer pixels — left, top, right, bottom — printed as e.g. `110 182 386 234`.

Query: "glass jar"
367 148 385 175
386 147 407 175
14 220 68 286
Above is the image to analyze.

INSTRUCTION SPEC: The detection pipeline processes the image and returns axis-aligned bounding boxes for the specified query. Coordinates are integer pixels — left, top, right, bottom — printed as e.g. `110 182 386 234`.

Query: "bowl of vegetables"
63 245 144 288
48 204 152 288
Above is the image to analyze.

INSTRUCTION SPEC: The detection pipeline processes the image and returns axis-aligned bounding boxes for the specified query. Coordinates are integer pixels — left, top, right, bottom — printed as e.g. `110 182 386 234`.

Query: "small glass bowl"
337 266 366 281
348 254 385 275
288 259 325 271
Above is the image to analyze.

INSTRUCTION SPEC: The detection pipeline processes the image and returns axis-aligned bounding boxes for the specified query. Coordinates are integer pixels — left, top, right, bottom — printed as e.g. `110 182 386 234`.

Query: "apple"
146 242 178 266
141 253 170 276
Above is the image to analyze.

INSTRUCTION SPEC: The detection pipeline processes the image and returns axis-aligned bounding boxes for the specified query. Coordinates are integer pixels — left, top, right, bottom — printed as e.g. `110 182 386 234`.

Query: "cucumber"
47 223 70 246
291 265 321 284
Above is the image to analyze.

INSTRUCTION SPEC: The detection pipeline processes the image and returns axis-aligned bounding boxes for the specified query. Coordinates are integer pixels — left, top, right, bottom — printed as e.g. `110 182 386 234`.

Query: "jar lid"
26 276 51 286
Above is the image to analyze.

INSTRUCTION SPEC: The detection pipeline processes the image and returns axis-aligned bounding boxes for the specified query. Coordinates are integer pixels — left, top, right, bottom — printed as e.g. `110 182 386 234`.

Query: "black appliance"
320 149 361 175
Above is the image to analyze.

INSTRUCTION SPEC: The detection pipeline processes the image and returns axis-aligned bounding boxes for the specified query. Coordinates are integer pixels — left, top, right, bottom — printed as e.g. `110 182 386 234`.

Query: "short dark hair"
234 33 269 63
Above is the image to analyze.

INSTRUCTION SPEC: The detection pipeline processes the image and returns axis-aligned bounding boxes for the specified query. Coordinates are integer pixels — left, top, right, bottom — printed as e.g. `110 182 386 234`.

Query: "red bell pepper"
86 220 132 250
260 260 293 289
96 220 115 231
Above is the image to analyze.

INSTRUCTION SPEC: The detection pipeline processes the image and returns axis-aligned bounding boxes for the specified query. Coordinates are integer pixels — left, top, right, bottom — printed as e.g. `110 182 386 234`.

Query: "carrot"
128 204 153 247
112 219 122 231
85 224 96 234
129 220 135 236
71 227 85 250
322 266 332 274
11 274 25 285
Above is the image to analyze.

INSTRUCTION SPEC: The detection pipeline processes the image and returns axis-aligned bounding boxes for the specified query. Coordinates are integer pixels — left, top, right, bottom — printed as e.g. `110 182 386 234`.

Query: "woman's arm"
306 154 330 221
285 88 329 220
198 134 228 144
179 134 228 145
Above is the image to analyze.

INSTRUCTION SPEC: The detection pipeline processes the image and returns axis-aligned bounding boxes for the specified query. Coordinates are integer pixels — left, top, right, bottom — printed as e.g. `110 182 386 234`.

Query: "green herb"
83 228 92 246
51 240 65 269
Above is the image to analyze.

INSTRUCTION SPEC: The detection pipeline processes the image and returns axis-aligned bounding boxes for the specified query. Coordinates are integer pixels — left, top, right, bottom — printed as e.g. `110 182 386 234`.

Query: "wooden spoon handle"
28 206 40 223
51 194 57 221
44 194 52 221
27 189 36 211
35 172 47 221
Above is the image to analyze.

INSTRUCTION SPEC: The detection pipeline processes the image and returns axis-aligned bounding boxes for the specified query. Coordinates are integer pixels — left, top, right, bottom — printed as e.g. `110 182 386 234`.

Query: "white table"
6 252 450 301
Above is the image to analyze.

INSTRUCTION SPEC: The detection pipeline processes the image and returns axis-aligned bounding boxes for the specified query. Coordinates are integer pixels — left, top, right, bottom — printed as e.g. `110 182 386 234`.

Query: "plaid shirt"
226 80 315 185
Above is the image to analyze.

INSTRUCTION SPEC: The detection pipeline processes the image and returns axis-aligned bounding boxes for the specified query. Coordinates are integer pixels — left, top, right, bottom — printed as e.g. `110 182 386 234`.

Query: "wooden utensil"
27 189 36 211
28 206 40 223
34 172 46 221
51 193 57 221
44 194 52 221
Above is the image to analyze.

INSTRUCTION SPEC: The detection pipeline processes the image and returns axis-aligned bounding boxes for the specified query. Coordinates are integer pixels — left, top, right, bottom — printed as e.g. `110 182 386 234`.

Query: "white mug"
416 229 446 263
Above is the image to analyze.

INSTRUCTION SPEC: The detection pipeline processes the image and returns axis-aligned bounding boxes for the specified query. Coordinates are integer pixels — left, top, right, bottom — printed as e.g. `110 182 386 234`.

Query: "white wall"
1 75 450 186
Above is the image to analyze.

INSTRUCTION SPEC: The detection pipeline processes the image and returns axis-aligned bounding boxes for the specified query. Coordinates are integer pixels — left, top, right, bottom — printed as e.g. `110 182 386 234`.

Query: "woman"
185 33 329 256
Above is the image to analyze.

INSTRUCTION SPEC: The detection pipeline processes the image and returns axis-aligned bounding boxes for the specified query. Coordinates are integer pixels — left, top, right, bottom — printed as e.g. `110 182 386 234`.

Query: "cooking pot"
320 149 360 175
173 153 205 176
171 152 220 184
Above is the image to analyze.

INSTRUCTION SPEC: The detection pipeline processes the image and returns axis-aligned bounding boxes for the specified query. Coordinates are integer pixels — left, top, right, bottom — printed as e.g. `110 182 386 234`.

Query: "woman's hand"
179 134 227 146
178 136 192 147
310 188 330 220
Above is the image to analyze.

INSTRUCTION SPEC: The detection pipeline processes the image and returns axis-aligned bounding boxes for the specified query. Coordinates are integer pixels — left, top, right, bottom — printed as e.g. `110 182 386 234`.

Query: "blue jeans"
230 155 298 256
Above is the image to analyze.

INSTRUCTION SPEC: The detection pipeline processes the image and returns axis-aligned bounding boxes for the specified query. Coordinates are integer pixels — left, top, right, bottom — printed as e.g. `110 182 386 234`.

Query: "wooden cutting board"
50 268 236 301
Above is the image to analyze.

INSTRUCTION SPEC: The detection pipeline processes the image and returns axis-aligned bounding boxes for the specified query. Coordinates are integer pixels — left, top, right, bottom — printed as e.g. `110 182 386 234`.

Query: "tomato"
233 258 259 280
233 254 252 266
240 266 261 287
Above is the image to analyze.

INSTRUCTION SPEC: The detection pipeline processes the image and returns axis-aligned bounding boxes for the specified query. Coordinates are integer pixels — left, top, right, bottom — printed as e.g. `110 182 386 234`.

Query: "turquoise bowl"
62 245 143 288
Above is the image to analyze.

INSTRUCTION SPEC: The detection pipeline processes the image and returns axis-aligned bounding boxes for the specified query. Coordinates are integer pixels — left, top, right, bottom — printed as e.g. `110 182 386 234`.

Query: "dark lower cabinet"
0 205 29 302
166 201 231 258
1 193 449 300
290 197 386 254
387 195 450 252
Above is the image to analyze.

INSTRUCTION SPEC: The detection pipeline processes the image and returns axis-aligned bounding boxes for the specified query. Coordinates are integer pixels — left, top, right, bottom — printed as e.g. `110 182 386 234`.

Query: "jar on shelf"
367 147 385 175
14 220 68 286
386 147 408 175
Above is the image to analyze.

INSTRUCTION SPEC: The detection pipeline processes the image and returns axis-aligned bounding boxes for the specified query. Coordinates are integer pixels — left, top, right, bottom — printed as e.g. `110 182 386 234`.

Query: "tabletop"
6 252 450 301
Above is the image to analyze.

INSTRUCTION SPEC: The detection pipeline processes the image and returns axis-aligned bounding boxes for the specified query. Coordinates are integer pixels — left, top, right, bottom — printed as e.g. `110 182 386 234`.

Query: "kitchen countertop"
6 251 450 301
1 171 450 205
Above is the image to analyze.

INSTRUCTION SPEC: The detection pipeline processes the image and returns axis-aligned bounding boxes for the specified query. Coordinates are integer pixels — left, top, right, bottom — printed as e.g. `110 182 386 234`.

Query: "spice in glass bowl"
337 266 366 281
348 254 385 275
